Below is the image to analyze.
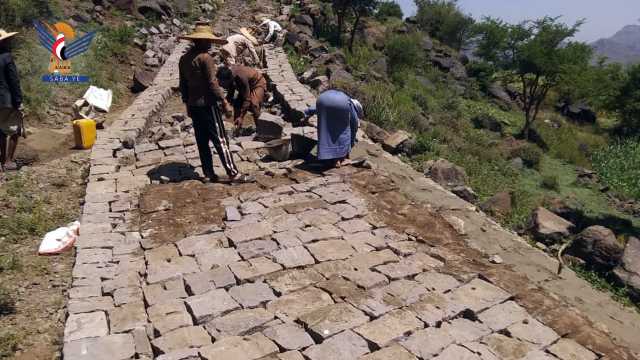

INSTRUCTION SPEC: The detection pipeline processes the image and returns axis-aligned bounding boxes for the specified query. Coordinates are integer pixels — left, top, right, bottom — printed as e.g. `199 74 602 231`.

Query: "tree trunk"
337 13 344 46
349 13 361 51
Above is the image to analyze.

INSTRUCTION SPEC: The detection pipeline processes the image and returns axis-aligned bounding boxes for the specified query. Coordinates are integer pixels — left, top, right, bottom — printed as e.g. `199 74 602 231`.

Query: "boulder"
328 67 354 86
557 101 597 124
487 83 513 107
285 31 302 47
256 113 285 141
451 186 478 204
308 76 329 91
530 207 575 244
363 23 386 50
137 0 173 17
424 158 468 188
382 130 411 154
132 70 155 93
308 44 329 58
613 237 640 299
479 192 512 218
293 14 314 27
300 67 318 83
471 114 503 133
569 226 624 270
291 132 317 158
421 35 434 51
361 121 389 144
369 57 388 76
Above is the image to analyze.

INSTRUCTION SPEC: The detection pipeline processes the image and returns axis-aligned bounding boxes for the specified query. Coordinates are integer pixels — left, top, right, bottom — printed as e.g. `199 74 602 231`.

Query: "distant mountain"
591 24 640 65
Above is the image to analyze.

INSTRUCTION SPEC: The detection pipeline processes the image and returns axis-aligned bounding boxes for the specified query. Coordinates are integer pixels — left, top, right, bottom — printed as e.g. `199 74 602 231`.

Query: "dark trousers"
189 105 239 178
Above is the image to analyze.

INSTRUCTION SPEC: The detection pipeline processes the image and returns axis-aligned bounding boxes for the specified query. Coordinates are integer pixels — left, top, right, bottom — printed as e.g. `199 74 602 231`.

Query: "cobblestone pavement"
60 2 639 359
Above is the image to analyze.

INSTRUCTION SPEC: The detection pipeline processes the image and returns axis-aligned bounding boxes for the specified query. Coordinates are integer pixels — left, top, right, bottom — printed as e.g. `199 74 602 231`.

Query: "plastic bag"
82 86 113 112
38 221 80 256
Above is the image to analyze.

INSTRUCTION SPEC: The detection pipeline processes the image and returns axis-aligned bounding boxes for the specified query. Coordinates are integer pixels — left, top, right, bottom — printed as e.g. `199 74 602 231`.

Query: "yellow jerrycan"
72 119 97 150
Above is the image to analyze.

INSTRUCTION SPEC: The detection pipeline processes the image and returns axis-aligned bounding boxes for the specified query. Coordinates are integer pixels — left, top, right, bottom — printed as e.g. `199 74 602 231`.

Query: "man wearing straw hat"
0 28 24 173
178 22 254 183
220 30 261 67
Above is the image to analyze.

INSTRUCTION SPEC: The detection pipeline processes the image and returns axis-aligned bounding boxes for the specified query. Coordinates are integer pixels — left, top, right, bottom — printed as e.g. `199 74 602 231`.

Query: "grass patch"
592 138 640 200
571 264 639 312
0 329 18 358
284 44 310 75
344 44 382 75
0 173 74 244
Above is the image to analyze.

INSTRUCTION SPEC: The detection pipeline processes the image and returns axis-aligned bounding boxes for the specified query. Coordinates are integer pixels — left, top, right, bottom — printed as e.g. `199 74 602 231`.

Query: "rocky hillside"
591 24 640 64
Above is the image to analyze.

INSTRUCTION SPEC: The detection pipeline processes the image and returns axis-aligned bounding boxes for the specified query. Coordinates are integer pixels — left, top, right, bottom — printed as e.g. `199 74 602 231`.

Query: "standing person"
178 22 254 183
304 89 363 168
220 33 261 66
0 29 24 173
258 18 283 44
216 65 267 129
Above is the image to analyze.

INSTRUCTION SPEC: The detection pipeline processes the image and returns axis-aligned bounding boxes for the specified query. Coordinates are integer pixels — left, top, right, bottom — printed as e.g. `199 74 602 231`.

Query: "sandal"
230 174 256 184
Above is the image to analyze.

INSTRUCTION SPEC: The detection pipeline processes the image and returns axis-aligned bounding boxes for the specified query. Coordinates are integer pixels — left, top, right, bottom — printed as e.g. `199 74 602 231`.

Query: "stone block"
148 299 193 335
68 296 114 314
113 286 143 305
176 232 226 256
355 309 422 347
64 311 109 342
360 345 417 360
109 301 148 333
266 287 334 320
205 308 274 336
272 246 316 268
445 278 511 314
184 266 236 295
297 208 340 226
237 240 279 260
477 300 529 331
225 222 274 244
228 282 277 308
306 240 355 262
414 271 460 293
300 302 369 339
151 326 212 354
185 289 240 324
262 323 315 351
375 260 422 280
69 286 102 299
199 333 278 360
266 268 325 294
63 334 135 360
303 330 369 360
196 248 241 270
147 256 200 284
507 317 559 347
229 257 282 282
337 219 372 234
143 278 188 306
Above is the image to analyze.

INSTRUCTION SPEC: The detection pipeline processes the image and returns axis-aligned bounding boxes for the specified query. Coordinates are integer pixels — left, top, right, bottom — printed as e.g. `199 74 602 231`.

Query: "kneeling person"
216 65 267 128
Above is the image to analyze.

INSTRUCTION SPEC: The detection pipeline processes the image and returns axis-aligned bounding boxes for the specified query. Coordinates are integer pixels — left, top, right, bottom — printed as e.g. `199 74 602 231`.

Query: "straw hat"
0 29 19 42
180 22 227 44
239 27 259 46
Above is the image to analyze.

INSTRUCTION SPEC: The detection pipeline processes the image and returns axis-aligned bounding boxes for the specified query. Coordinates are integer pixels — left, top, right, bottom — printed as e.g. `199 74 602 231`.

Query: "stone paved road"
59 1 639 358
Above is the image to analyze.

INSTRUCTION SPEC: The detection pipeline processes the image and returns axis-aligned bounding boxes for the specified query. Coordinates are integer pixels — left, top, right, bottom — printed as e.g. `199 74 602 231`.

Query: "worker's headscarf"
350 99 364 118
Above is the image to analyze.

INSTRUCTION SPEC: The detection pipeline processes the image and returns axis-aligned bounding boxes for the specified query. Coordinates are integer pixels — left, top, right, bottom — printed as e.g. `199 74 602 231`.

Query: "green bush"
511 144 543 170
284 44 310 75
385 33 423 73
414 0 474 50
12 34 54 120
358 81 422 129
535 117 607 168
376 1 403 20
592 138 640 200
344 44 382 74
541 175 560 191
0 0 59 27
612 64 640 135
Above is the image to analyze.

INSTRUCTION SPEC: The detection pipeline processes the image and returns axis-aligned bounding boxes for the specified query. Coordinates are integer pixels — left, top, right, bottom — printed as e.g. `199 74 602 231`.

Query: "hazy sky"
395 0 640 42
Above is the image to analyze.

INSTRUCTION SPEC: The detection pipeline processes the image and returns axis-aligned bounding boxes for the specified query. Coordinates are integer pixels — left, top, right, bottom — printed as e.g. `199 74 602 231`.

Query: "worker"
304 89 363 168
259 18 283 44
220 33 261 66
216 65 267 129
0 28 24 173
178 22 254 183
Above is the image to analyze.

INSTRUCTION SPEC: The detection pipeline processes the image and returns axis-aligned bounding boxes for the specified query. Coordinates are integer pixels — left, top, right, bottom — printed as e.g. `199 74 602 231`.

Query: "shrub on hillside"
385 33 423 73
592 138 640 200
541 175 560 191
612 64 640 136
358 81 422 129
511 144 543 169
376 1 403 20
0 0 58 27
414 0 474 50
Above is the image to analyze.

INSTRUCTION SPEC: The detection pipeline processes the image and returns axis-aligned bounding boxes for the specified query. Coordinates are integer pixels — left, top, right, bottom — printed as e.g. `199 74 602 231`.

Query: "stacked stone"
263 44 317 123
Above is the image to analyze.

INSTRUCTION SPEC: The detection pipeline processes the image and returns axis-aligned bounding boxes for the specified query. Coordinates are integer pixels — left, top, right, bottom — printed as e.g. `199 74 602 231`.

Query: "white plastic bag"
82 86 113 112
38 221 80 256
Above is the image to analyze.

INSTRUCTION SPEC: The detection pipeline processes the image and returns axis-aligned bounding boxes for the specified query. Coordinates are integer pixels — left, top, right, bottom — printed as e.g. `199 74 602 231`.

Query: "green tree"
474 16 592 139
376 1 403 20
414 0 474 50
330 0 351 46
348 0 378 51
557 57 625 112
613 64 640 135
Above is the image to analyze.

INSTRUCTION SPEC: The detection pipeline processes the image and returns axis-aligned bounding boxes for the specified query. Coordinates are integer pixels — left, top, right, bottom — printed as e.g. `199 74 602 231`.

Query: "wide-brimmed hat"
239 27 259 46
180 22 227 44
0 29 19 42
